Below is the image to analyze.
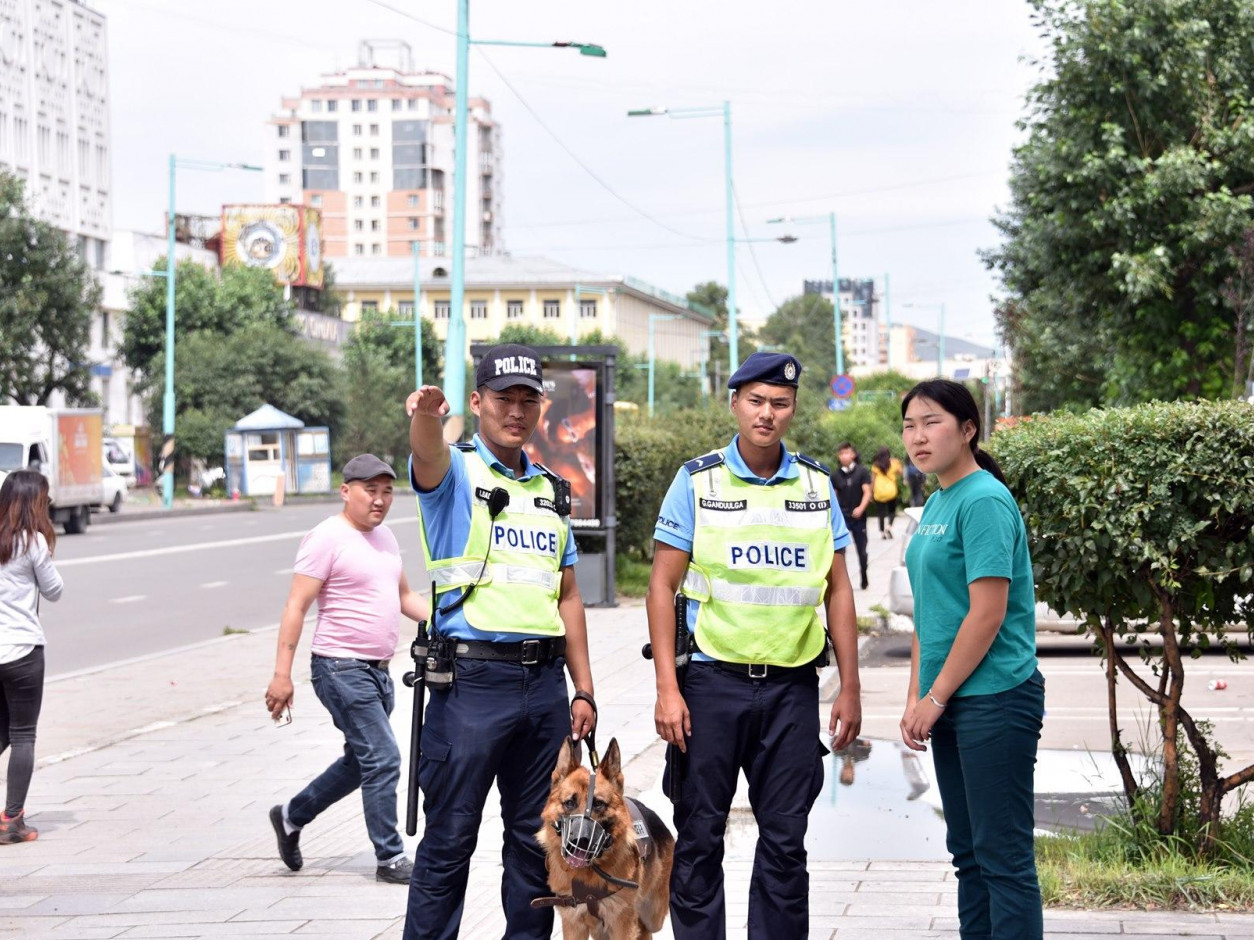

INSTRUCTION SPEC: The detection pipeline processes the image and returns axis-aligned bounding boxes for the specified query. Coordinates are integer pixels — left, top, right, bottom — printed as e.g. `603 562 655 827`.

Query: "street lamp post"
628 103 740 373
698 329 726 400
440 3 606 440
901 301 947 378
883 272 892 371
768 212 846 376
163 154 261 509
648 313 680 417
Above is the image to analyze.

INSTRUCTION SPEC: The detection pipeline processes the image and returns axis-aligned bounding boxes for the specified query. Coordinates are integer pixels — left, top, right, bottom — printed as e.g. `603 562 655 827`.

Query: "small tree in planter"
993 400 1254 849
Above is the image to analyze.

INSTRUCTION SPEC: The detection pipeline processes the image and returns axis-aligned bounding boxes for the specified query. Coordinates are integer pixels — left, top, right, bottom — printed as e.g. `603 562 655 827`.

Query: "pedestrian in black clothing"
834 442 872 590
904 456 927 508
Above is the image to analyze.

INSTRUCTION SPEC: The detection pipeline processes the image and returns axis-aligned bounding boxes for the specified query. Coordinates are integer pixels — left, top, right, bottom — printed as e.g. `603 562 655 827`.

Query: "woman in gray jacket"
0 470 63 844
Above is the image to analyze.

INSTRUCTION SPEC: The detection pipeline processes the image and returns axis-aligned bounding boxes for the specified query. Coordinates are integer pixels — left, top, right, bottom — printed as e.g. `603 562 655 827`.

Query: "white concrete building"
0 0 111 264
264 40 501 262
332 255 714 371
804 278 883 370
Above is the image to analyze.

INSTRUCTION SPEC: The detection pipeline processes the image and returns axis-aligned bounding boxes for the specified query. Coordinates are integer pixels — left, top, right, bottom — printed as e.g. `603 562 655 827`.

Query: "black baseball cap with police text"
475 343 544 393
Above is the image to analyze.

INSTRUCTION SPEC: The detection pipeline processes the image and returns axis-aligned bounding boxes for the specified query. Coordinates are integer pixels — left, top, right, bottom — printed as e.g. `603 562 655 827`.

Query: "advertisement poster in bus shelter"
523 361 602 528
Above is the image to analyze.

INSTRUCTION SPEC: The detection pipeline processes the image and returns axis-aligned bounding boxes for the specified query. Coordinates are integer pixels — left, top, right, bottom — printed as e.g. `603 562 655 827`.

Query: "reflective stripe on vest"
686 458 834 667
416 448 567 637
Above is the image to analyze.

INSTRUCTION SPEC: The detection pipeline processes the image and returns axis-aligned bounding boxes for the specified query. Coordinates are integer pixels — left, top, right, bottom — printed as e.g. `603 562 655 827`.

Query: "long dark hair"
901 380 1006 484
872 446 893 473
0 470 56 566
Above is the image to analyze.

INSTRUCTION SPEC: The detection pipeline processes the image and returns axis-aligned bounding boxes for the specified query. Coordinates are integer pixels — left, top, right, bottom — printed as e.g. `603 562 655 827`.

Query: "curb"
92 501 258 524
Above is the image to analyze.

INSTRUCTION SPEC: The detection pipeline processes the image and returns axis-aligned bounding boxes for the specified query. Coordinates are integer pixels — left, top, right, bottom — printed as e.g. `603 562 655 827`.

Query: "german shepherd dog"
536 738 674 940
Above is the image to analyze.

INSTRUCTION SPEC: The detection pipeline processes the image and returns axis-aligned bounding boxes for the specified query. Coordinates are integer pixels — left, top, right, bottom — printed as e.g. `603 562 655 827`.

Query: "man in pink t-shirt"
264 454 429 884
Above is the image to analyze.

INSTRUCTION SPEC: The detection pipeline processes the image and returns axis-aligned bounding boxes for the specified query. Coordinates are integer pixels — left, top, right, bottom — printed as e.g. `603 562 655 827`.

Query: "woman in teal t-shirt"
899 379 1044 940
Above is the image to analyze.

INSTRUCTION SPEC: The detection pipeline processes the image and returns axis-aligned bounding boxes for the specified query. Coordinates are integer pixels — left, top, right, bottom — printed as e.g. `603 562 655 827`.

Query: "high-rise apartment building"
0 0 111 267
804 278 882 370
265 41 501 261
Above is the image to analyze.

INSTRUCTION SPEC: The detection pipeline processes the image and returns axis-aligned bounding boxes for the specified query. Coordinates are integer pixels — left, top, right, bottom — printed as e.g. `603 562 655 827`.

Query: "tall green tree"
757 293 846 398
686 281 757 387
0 172 101 405
335 307 441 467
986 0 1254 409
121 259 294 394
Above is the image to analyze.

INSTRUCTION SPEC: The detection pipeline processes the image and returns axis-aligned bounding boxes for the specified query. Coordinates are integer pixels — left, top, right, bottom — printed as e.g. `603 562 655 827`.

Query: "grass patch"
1038 826 1254 910
856 615 880 634
222 626 249 636
616 554 651 599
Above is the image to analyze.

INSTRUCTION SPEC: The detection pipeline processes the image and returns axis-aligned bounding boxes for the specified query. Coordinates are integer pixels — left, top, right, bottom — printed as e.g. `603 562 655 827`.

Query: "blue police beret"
727 351 802 390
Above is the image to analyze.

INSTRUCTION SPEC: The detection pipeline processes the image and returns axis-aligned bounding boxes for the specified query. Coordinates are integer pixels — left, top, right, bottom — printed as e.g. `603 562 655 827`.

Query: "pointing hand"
406 386 450 418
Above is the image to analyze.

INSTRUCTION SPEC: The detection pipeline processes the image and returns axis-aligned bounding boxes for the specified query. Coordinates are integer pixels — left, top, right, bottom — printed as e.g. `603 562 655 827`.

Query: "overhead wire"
733 185 779 311
473 50 709 243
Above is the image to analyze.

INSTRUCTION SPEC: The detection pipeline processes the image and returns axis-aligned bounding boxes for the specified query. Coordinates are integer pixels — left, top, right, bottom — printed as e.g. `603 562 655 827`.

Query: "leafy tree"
335 307 441 467
148 322 342 464
0 171 101 405
757 293 847 398
319 262 345 318
986 0 1254 409
993 401 1254 851
1221 230 1254 399
121 259 294 393
686 281 759 388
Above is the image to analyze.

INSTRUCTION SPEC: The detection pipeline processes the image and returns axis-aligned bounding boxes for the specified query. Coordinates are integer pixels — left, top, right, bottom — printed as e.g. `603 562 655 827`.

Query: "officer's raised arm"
406 385 451 491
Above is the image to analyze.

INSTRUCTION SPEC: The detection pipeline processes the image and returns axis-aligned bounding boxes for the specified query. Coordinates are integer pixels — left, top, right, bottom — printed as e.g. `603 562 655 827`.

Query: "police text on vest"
727 542 810 570
492 524 558 556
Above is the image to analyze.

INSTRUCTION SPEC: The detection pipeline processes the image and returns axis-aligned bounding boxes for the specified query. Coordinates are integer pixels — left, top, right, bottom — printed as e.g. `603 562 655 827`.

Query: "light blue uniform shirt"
653 435 852 661
410 434 577 642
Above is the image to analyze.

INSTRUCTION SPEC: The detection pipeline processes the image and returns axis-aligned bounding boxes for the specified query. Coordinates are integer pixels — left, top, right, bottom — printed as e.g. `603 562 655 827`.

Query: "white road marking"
110 594 147 604
201 580 229 589
274 567 294 575
56 516 418 568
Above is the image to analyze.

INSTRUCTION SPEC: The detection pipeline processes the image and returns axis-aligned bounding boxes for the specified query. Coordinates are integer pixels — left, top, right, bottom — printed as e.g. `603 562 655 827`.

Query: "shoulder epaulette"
796 453 832 476
454 441 475 452
683 452 725 475
533 462 572 517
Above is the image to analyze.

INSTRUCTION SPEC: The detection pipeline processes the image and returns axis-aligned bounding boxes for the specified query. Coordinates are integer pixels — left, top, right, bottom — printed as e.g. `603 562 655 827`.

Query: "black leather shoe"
376 856 414 884
860 573 869 590
270 805 303 871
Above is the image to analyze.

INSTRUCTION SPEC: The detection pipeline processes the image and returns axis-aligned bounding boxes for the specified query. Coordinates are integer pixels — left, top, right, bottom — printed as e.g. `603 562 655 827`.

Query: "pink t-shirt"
295 514 402 661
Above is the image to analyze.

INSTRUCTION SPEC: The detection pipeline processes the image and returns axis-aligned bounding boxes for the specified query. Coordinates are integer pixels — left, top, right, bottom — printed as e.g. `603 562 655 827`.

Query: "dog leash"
571 690 599 769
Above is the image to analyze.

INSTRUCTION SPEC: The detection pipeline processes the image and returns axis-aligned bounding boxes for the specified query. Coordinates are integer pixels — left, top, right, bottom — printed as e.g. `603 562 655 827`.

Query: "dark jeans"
843 513 868 583
288 655 404 862
404 656 569 940
931 670 1045 940
667 662 826 940
873 499 897 531
0 646 44 817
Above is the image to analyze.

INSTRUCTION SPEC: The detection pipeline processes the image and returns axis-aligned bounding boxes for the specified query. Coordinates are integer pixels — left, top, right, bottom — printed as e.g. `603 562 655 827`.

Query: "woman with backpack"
0 470 64 844
870 446 903 538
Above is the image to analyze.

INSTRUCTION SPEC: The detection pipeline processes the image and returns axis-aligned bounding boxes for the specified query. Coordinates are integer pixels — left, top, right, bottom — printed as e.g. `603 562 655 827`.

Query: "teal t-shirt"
905 469 1037 698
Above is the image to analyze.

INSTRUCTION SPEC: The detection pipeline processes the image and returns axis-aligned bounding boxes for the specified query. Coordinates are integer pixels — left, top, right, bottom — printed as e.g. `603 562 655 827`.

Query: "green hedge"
613 398 907 558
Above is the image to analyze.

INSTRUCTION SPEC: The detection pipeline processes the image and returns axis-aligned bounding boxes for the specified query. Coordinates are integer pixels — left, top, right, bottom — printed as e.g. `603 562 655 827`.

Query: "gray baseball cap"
342 454 396 483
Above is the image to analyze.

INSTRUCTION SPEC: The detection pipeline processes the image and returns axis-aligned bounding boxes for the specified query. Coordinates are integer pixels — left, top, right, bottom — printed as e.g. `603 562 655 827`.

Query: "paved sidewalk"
3 518 1251 938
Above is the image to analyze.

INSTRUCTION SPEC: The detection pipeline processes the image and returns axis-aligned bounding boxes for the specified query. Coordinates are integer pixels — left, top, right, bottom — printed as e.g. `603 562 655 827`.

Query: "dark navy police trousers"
931 670 1045 940
403 656 569 940
666 661 826 940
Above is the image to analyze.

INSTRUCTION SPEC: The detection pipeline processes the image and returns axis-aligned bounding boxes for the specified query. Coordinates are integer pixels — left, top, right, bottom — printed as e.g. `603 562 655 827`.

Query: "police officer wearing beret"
402 344 596 940
648 351 862 940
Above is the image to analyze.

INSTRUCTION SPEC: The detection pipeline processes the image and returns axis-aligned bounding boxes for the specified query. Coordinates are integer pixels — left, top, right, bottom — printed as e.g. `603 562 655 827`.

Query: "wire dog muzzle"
555 716 611 869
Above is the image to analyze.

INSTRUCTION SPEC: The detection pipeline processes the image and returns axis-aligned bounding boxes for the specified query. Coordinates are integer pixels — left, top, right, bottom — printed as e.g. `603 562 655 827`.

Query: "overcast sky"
95 0 1046 348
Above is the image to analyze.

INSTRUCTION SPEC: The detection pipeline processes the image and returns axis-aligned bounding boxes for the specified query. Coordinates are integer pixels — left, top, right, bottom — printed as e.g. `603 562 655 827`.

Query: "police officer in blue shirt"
402 344 597 940
647 351 862 940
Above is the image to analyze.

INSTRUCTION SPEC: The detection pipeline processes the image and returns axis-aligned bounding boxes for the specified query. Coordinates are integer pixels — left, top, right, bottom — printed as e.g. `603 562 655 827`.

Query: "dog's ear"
598 738 624 789
551 736 583 783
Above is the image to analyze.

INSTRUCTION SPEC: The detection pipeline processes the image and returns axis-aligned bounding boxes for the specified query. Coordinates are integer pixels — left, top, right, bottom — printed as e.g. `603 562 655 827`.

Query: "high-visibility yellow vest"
682 452 834 667
417 446 567 636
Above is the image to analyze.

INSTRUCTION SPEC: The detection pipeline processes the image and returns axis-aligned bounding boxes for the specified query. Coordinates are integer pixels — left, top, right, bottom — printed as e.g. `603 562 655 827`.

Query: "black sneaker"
376 856 414 884
860 572 869 590
269 805 303 871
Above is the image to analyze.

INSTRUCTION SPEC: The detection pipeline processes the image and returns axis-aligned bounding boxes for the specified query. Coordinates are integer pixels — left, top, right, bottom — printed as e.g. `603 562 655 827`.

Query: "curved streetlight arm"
473 39 606 56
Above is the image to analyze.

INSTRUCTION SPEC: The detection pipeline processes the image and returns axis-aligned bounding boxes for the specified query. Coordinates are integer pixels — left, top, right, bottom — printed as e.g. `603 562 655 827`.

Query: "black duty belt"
699 656 823 680
453 637 566 665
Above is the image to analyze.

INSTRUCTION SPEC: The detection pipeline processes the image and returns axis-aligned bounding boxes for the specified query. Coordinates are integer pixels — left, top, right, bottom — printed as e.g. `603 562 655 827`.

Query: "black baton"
401 582 435 836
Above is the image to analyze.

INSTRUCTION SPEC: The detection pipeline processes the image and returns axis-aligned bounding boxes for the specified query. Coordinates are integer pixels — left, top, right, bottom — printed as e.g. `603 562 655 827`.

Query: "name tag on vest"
700 498 747 512
492 523 558 557
786 499 830 512
728 542 810 570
